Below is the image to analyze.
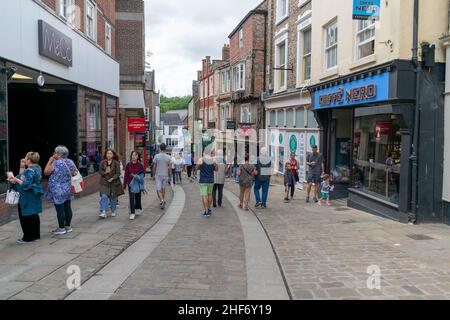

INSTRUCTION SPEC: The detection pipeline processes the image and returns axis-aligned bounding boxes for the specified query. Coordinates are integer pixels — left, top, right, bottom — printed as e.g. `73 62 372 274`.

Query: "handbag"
5 185 20 205
64 160 84 194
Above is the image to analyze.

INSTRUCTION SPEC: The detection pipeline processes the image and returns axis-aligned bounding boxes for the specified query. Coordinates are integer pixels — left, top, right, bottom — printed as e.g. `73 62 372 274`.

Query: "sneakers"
284 198 290 203
160 201 165 210
111 212 117 217
135 209 142 216
99 211 107 219
306 197 310 203
65 227 73 233
16 239 27 244
261 204 267 209
313 197 319 203
52 228 67 235
129 214 135 220
255 202 262 209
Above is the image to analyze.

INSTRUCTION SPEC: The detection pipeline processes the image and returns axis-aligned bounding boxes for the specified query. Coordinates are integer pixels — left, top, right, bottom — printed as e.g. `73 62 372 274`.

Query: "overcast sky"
144 0 263 97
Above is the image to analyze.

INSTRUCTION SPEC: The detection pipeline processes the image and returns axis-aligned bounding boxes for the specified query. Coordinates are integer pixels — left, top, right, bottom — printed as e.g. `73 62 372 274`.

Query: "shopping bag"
71 171 84 194
5 188 20 205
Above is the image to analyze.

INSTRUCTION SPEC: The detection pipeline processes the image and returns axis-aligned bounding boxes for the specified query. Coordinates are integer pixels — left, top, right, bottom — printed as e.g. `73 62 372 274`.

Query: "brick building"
116 0 147 165
228 1 268 141
264 0 319 181
0 0 120 223
198 56 215 129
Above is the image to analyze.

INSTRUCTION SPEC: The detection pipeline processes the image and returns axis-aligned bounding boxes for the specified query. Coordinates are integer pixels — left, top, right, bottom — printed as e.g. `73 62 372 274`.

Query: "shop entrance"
328 109 352 199
8 83 77 173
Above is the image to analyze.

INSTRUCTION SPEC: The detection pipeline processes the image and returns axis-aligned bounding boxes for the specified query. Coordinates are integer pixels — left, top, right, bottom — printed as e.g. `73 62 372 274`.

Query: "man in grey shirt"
153 143 172 209
306 145 325 203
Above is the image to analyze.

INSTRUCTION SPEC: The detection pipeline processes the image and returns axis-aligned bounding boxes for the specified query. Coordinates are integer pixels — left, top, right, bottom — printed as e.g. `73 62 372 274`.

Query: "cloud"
144 0 263 97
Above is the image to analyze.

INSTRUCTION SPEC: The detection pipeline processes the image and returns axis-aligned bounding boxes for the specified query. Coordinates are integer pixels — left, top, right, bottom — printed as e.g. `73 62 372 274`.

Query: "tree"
160 95 191 113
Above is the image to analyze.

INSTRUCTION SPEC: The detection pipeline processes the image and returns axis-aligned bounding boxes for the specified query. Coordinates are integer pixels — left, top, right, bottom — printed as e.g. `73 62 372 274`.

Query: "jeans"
172 169 177 184
100 193 118 213
254 179 270 206
213 184 224 206
176 171 182 183
55 200 73 229
186 166 193 178
129 189 142 214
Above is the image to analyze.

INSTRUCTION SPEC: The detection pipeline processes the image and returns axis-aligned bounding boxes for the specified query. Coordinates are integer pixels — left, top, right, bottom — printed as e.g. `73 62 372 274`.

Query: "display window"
352 114 401 204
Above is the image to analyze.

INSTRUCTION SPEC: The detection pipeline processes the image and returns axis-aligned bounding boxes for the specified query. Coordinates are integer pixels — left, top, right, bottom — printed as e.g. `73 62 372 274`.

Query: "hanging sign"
353 0 380 20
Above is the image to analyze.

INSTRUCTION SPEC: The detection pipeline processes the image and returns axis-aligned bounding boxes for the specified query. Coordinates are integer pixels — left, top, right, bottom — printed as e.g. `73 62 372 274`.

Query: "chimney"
222 44 230 61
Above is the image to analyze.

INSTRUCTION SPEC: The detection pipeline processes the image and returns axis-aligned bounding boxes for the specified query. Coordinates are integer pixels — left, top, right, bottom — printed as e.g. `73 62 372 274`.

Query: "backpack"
81 156 88 166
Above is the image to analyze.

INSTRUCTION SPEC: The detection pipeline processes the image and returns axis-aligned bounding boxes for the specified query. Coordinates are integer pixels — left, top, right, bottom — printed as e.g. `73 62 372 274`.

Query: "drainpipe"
410 0 420 224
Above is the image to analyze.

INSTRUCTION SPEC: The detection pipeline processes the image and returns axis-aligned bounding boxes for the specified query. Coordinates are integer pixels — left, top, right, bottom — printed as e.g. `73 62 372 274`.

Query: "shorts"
199 184 214 197
307 173 321 185
321 192 329 200
155 176 168 191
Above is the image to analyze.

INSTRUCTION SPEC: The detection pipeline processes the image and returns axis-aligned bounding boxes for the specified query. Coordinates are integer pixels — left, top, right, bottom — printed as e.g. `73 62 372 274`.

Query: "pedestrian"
289 152 299 199
196 150 218 217
318 174 334 206
306 145 325 203
170 153 177 185
78 151 89 177
174 153 184 184
7 152 44 244
238 154 257 211
184 153 194 182
284 162 295 203
153 143 172 210
44 146 77 235
254 147 272 209
123 151 145 220
213 150 226 208
99 149 124 219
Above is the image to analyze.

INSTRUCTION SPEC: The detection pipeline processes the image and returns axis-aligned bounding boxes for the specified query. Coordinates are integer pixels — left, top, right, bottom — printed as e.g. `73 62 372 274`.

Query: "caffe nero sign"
38 20 73 67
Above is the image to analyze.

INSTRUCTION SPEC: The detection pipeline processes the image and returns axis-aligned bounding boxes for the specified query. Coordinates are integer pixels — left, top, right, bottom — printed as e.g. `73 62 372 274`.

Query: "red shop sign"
375 121 391 138
128 118 146 133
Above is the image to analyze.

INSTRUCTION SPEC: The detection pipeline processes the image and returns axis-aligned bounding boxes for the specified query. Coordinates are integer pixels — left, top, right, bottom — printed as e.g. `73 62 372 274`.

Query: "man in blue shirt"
184 153 194 182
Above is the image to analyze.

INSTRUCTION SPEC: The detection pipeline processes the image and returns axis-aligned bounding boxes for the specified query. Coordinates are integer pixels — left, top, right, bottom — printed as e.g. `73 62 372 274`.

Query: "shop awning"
119 90 146 110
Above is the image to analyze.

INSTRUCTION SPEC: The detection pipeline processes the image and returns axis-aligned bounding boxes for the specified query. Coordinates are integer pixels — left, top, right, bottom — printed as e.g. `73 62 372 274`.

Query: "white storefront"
0 0 119 96
265 91 320 183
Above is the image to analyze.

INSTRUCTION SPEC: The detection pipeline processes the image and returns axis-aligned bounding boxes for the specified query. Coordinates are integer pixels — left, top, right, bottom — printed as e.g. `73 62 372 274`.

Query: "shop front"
311 62 417 222
128 118 148 168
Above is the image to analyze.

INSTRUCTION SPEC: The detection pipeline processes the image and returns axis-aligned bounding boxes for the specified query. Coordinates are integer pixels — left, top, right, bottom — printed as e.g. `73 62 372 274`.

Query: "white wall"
0 0 119 97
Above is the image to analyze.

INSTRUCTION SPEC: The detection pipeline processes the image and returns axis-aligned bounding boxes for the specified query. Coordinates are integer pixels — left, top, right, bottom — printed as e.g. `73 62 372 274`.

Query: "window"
301 28 312 81
86 0 97 41
286 109 294 127
233 63 245 91
240 104 251 124
221 71 230 93
209 107 214 122
199 81 203 99
89 102 101 130
239 29 244 48
166 138 179 147
105 22 112 55
58 0 75 23
325 21 338 70
306 110 319 128
269 110 276 127
275 39 287 91
209 77 213 97
169 126 178 135
276 110 284 127
296 108 305 127
276 0 288 23
220 104 227 131
356 20 375 60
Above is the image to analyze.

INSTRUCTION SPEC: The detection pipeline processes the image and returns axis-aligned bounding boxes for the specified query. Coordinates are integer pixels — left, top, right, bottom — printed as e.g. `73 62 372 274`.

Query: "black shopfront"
310 60 445 224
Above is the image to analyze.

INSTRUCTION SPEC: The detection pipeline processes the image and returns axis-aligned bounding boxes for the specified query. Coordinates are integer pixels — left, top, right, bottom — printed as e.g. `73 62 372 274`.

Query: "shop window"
240 104 251 124
296 108 305 128
356 20 375 60
286 109 294 127
306 110 319 128
352 115 402 204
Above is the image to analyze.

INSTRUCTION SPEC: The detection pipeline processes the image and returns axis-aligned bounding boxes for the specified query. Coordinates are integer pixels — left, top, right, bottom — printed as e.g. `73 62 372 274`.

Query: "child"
318 174 334 206
284 162 295 202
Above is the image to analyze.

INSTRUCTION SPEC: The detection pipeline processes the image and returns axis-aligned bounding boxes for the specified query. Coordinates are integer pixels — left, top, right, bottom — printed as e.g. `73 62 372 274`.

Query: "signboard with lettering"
353 0 380 20
128 118 146 133
38 20 73 67
314 72 389 110
227 121 236 130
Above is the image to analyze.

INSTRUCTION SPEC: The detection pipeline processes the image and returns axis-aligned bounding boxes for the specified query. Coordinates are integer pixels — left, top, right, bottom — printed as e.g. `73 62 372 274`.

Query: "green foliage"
160 95 191 113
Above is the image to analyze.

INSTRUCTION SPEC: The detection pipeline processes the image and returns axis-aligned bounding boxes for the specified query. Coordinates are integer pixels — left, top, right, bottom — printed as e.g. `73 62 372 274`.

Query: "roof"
160 113 183 126
166 109 188 123
228 1 267 38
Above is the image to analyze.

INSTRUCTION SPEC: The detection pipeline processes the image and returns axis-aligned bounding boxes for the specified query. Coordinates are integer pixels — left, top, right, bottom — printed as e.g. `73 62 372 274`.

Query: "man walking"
196 150 218 217
78 151 89 177
254 147 272 209
306 145 325 203
153 144 172 209
184 152 194 182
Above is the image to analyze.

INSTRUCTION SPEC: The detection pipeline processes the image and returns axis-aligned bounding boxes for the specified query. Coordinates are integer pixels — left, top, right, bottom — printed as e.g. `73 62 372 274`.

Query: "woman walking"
8 152 44 244
238 154 257 211
44 146 77 235
123 151 145 220
99 149 124 219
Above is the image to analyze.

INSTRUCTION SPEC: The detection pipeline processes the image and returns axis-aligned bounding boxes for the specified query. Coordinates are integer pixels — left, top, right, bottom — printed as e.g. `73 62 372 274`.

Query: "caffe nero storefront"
309 60 445 224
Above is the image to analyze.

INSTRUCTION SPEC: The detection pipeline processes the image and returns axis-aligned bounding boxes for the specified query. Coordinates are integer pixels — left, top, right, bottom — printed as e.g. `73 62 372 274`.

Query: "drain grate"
407 234 435 241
